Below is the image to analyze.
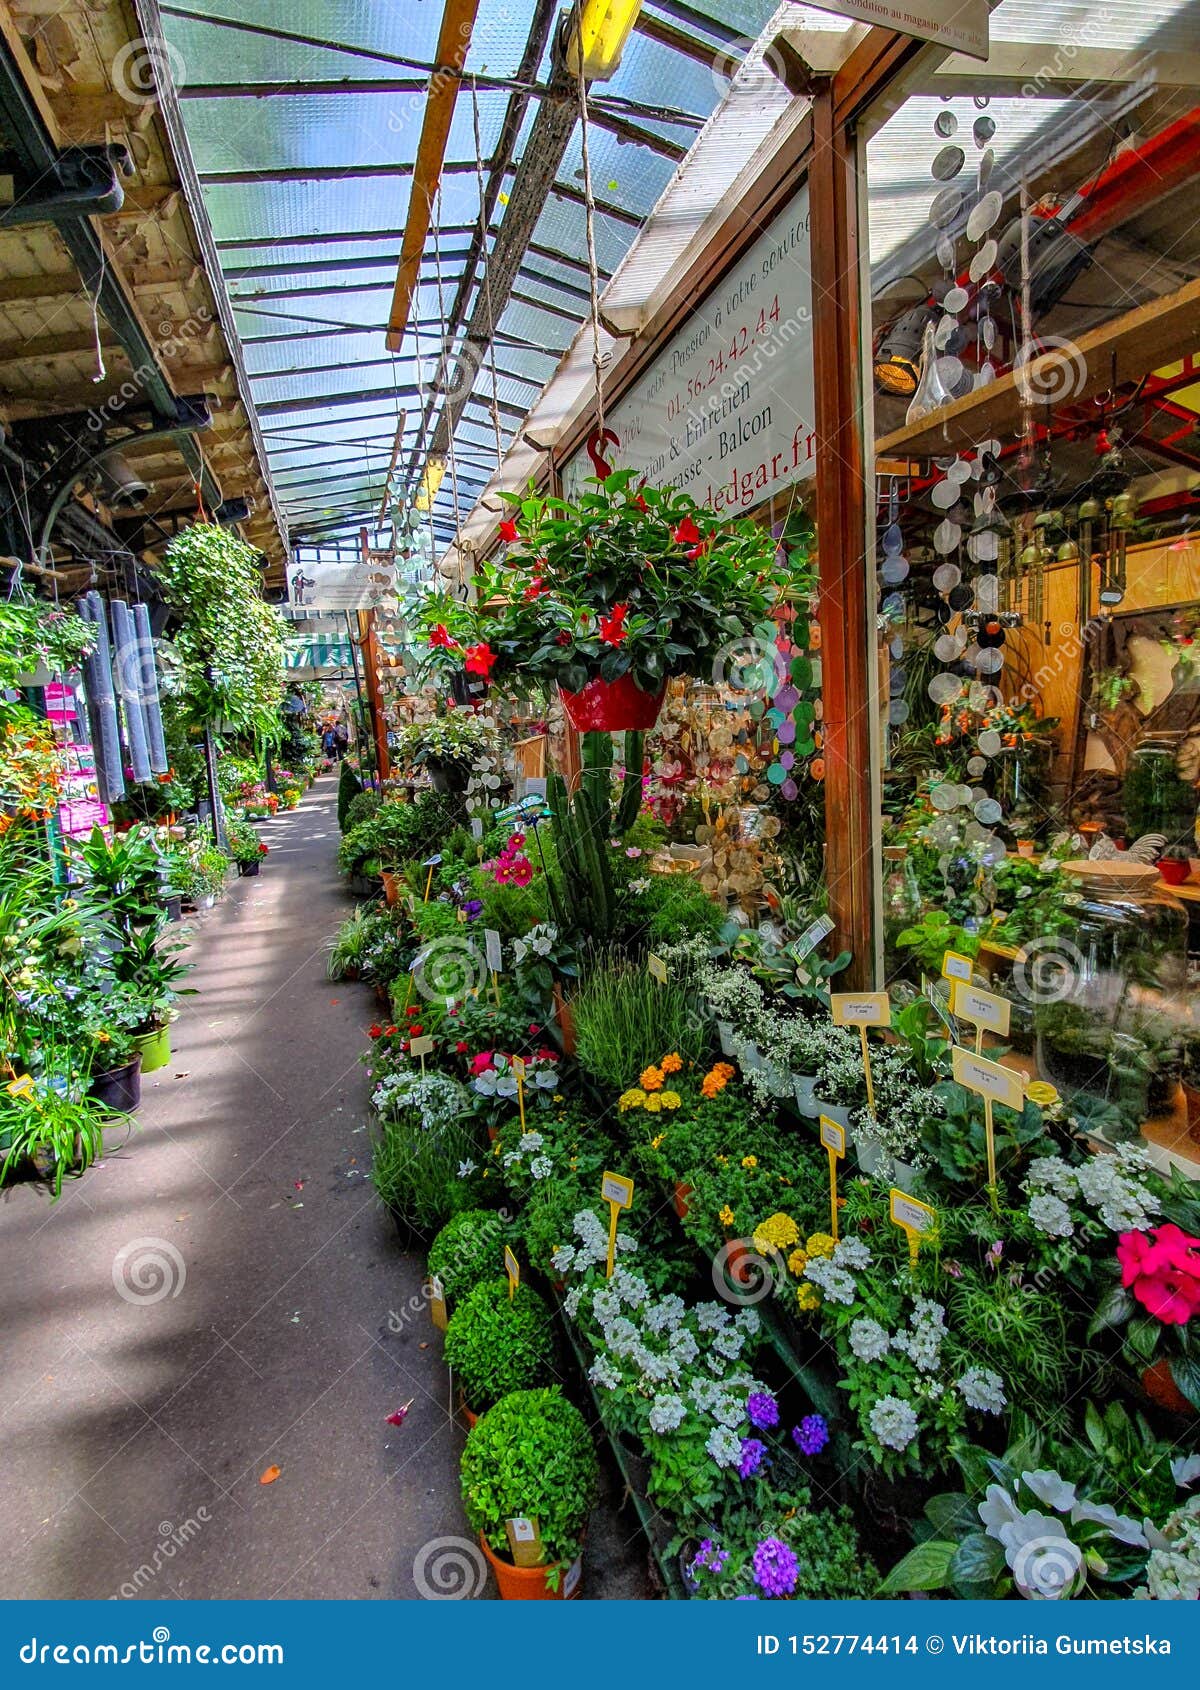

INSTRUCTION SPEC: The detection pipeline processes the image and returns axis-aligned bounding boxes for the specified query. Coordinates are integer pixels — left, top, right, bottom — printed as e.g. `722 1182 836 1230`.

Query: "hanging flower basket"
558 675 666 733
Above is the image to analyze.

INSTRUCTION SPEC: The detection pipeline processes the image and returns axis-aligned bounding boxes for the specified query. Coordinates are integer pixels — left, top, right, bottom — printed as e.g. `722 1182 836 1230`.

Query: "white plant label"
484 928 503 974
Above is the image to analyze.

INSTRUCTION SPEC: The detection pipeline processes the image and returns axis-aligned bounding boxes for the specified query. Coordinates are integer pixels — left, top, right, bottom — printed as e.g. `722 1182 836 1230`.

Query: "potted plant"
443 1279 559 1420
87 1030 142 1115
0 1078 110 1198
417 471 791 732
394 717 490 795
426 1208 512 1309
227 819 268 877
369 1069 485 1243
459 1387 598 1599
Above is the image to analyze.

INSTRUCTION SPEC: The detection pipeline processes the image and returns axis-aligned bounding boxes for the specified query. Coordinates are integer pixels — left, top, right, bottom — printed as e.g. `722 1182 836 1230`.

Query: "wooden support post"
357 608 391 785
808 80 878 989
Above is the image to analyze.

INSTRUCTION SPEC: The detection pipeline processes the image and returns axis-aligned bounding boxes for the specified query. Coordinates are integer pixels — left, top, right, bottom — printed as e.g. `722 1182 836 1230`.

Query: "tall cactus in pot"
544 730 643 942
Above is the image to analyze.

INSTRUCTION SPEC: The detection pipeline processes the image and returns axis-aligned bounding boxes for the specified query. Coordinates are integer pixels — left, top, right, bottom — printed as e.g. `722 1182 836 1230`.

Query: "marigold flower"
640 1065 664 1092
741 1155 758 1170
805 1232 835 1259
787 1247 809 1276
752 1213 800 1254
618 1088 646 1112
650 1134 665 1150
660 1052 682 1074
644 1093 662 1113
718 1205 735 1228
659 1090 681 1110
796 1283 821 1312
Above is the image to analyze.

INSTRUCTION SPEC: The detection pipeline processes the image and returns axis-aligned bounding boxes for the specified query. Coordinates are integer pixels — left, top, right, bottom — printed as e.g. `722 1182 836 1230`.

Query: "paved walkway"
0 779 645 1600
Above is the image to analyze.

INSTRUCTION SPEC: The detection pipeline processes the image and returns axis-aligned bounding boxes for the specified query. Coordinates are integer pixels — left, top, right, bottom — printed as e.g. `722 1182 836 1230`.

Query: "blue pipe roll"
133 601 168 774
77 592 125 805
109 598 152 784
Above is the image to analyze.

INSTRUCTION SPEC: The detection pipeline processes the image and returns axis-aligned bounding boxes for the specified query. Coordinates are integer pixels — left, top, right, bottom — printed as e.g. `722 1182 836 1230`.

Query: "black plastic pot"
89 1054 142 1116
237 860 262 877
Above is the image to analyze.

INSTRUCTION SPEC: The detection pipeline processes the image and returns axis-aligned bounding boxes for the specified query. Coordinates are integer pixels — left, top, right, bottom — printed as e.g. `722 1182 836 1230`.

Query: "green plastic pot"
133 1024 171 1074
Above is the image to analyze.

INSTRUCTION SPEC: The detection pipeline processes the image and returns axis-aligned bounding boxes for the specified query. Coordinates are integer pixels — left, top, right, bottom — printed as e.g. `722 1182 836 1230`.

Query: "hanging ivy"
157 525 284 737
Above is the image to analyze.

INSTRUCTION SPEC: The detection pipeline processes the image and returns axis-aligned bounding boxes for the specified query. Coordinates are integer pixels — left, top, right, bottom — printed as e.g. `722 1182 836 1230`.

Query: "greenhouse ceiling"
159 0 786 551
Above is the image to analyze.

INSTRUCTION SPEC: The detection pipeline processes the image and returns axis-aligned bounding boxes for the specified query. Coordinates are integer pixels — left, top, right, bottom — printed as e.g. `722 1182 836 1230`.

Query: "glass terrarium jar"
1034 860 1188 1125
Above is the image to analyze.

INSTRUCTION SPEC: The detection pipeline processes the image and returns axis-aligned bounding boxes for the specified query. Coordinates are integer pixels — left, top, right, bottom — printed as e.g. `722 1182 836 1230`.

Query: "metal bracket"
0 142 132 226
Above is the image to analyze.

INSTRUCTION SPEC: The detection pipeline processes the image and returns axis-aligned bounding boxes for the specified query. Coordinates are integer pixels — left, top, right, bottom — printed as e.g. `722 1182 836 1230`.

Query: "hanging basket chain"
574 4 606 439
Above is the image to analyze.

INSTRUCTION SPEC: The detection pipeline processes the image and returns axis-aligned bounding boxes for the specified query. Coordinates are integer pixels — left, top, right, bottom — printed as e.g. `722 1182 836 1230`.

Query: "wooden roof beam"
385 0 481 352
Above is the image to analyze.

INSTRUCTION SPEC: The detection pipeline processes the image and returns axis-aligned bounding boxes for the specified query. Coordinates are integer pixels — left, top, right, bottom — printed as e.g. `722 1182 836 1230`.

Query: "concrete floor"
0 778 647 1600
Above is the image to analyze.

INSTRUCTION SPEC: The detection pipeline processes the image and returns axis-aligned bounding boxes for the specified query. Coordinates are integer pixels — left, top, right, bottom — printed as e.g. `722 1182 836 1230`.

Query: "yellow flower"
741 1155 757 1169
715 1154 728 1165
752 1212 800 1254
787 1247 809 1276
650 1133 665 1151
492 1141 501 1156
718 1205 735 1228
661 1052 683 1074
796 1283 821 1312
618 1088 647 1112
640 1065 664 1092
644 1093 663 1113
805 1231 835 1259
659 1090 681 1110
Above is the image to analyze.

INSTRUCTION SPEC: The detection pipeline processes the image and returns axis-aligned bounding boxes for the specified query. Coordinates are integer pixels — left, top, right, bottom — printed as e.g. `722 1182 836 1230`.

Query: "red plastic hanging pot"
558 674 666 732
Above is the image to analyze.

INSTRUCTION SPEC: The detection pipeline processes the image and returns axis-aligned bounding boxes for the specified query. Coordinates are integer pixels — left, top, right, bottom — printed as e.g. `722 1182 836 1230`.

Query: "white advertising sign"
565 189 814 514
288 547 397 611
804 0 989 59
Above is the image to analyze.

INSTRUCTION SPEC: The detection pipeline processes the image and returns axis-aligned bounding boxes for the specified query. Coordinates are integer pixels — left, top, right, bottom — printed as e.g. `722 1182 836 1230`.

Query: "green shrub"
572 959 701 1093
344 789 382 831
624 872 724 949
326 904 383 980
427 1208 512 1304
411 898 466 943
337 760 363 830
444 1279 559 1413
339 791 466 877
461 1388 598 1579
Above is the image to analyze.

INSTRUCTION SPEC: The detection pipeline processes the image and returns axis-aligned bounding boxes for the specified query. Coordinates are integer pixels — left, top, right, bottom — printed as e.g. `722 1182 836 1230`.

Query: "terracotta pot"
380 869 401 906
477 1532 580 1601
552 981 577 1057
1142 1357 1193 1415
460 1395 479 1430
558 675 666 733
673 1181 692 1219
487 1124 499 1144
1185 1079 1200 1145
1158 857 1191 886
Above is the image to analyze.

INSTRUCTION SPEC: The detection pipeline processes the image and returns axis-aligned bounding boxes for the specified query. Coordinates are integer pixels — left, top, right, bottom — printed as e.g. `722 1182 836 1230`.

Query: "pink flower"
1117 1225 1200 1326
469 1052 496 1075
510 858 533 887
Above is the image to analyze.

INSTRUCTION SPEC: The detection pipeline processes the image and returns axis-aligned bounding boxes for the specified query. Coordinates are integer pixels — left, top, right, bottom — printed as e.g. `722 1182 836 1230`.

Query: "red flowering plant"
1092 1218 1200 1410
415 470 790 697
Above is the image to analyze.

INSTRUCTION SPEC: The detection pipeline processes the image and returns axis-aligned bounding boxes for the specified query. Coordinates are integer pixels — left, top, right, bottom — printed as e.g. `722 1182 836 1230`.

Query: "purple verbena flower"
746 1390 780 1431
752 1537 799 1598
791 1414 829 1456
738 1437 767 1480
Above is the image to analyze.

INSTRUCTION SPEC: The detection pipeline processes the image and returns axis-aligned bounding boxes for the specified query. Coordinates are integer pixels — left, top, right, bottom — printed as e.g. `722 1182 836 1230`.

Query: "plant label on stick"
428 1274 447 1331
601 1170 634 1279
950 979 1011 1050
830 992 890 1026
505 1516 543 1568
510 1055 527 1130
647 953 667 985
890 1187 936 1268
941 949 974 984
6 1074 34 1098
504 1245 520 1301
421 853 441 903
951 1045 1023 1210
409 1033 434 1075
470 817 484 840
563 1556 583 1599
818 1115 845 1242
831 992 889 1120
484 928 503 974
793 914 834 960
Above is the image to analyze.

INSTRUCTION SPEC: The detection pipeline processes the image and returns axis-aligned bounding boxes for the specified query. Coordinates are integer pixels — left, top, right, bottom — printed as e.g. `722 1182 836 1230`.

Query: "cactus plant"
544 730 643 941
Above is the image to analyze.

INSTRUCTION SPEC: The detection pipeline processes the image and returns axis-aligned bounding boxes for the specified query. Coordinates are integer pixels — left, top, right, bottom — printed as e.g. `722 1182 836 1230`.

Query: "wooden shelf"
875 275 1200 462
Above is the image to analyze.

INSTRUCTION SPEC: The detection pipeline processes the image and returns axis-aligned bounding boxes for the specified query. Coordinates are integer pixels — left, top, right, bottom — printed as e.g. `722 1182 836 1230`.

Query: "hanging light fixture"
566 0 644 83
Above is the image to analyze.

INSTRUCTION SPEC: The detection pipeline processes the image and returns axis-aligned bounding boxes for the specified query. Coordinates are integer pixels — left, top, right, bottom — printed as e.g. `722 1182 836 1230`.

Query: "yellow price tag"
950 980 1011 1046
601 1170 634 1278
428 1273 448 1331
890 1187 936 1268
504 1245 520 1300
941 949 974 984
6 1074 34 1098
830 991 890 1027
647 953 668 984
952 1045 1024 1210
819 1115 845 1241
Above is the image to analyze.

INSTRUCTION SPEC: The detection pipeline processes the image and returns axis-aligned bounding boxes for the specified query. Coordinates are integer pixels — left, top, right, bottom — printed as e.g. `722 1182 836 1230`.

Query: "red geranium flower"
672 515 702 546
598 604 629 645
464 642 496 679
384 1024 397 1037
455 1040 468 1054
523 577 548 601
428 624 459 649
499 518 519 544
368 1024 382 1039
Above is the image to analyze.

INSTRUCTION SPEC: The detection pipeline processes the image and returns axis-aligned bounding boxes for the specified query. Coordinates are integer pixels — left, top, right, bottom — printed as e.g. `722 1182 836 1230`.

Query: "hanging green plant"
156 525 284 737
